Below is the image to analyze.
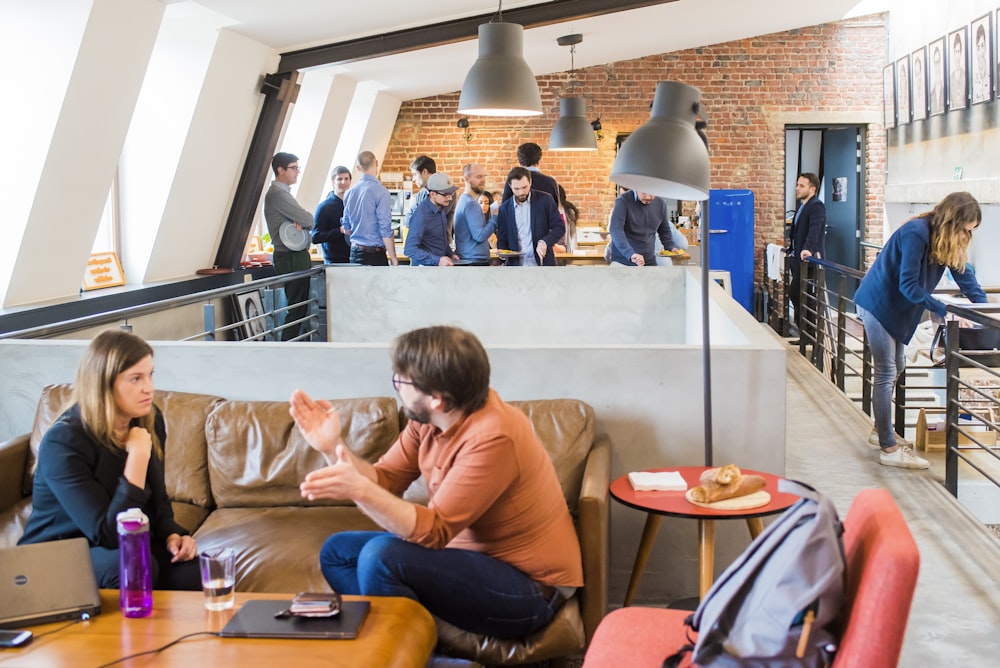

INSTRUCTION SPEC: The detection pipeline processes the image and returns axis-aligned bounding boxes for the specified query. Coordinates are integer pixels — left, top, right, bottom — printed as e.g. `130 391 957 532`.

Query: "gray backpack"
665 479 845 667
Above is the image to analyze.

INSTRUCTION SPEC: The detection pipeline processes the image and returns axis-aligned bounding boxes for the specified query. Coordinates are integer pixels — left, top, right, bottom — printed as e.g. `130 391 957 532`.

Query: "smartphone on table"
0 630 32 648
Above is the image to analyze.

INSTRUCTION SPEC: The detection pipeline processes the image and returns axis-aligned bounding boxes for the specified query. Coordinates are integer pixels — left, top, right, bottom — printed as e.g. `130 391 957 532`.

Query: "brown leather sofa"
0 384 610 666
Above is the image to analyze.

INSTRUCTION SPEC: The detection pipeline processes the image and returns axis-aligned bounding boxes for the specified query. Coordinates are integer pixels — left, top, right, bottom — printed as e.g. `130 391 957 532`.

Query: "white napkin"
628 471 687 491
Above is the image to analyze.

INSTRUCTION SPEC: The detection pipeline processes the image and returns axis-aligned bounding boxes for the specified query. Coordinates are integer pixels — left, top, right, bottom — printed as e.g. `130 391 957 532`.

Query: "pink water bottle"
117 508 153 618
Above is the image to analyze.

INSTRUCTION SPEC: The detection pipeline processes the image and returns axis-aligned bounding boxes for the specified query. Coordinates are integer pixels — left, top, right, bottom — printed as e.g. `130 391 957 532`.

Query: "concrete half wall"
0 265 785 605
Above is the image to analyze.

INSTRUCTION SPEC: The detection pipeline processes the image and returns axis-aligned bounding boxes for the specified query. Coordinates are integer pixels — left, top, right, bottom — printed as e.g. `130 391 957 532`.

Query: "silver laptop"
0 538 102 629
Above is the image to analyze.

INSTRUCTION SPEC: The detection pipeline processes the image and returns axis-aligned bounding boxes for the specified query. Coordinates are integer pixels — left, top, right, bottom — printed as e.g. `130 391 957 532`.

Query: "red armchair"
582 488 920 668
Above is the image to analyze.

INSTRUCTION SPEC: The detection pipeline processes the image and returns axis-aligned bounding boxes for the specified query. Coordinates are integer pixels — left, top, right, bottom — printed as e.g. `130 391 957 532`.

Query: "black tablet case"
219 599 370 640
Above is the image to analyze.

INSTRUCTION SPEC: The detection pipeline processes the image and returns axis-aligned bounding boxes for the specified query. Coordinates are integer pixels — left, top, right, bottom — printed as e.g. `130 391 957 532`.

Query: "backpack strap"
663 615 697 668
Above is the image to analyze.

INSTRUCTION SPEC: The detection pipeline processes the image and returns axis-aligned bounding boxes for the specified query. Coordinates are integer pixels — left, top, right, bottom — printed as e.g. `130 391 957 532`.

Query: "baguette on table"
689 474 766 503
699 464 741 486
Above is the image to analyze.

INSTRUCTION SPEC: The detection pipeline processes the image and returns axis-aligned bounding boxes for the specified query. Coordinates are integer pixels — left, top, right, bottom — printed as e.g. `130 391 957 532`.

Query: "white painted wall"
2 0 165 306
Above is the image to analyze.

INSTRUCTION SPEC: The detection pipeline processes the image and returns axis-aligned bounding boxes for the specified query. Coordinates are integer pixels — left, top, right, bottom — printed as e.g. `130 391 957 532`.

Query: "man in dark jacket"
501 142 560 206
312 166 352 263
496 167 564 267
788 172 827 342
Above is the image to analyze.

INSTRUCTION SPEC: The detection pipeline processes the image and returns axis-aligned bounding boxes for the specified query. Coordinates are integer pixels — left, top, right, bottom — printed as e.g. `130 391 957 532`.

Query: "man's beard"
403 402 432 425
471 183 485 195
515 193 529 204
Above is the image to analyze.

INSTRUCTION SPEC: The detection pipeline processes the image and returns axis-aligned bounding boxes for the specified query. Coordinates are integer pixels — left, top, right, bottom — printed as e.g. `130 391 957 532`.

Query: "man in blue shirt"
404 173 459 266
454 163 496 265
342 151 398 266
312 166 351 263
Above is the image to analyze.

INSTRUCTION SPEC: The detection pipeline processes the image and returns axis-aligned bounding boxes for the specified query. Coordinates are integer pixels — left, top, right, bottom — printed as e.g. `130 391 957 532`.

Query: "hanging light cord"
569 43 577 94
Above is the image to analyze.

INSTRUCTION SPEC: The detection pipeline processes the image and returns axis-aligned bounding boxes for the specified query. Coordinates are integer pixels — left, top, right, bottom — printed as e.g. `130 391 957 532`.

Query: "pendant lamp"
611 82 709 200
458 4 542 117
549 34 597 151
610 81 715 466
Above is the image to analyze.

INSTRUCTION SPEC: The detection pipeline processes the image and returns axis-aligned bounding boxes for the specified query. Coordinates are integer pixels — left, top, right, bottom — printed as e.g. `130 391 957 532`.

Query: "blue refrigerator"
707 189 755 313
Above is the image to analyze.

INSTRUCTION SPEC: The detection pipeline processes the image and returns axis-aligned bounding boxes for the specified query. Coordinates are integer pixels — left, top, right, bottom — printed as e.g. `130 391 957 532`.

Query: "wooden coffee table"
6 590 436 667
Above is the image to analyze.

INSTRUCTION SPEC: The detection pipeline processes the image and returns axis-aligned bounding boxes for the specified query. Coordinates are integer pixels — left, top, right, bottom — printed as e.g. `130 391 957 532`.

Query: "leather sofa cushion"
508 399 595 511
0 498 32 549
204 397 399 508
436 596 586 665
27 384 223 509
193 506 381 592
171 501 211 536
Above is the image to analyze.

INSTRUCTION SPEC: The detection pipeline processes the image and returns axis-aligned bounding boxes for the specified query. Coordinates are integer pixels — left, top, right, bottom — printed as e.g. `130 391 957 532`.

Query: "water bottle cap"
116 507 149 532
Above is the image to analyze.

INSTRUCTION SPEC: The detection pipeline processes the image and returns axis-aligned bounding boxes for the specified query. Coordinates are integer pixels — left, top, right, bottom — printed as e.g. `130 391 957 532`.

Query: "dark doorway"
785 125 866 303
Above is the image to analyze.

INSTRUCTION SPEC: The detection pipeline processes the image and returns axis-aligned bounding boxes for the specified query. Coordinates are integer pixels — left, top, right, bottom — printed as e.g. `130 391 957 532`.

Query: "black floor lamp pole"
700 198 713 467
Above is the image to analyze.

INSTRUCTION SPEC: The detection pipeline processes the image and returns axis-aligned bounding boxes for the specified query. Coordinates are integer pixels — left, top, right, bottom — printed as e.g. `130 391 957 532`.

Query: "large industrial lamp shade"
611 81 709 201
458 22 542 117
549 97 598 150
610 81 716 466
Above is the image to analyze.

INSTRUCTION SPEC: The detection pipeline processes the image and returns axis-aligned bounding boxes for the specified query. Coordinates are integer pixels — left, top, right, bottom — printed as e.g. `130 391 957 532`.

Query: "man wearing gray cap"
404 172 460 266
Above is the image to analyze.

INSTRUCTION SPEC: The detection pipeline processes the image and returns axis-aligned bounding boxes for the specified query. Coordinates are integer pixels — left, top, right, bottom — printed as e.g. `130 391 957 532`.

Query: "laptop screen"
0 537 102 628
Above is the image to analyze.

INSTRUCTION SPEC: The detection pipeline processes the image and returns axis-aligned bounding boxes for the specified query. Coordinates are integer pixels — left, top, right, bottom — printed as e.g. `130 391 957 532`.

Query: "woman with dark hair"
19 330 200 590
855 192 987 469
555 184 579 252
477 190 494 217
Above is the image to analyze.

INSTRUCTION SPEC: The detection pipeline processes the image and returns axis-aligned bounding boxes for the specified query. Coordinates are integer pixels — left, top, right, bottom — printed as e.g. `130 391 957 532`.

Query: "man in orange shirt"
291 326 582 638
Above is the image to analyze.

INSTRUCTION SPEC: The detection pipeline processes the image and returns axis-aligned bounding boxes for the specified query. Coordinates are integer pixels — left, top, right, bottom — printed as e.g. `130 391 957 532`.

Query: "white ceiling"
168 0 886 101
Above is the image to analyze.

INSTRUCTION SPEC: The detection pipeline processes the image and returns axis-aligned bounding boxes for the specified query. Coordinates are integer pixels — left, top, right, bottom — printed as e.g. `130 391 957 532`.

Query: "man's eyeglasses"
285 165 301 171
392 374 416 392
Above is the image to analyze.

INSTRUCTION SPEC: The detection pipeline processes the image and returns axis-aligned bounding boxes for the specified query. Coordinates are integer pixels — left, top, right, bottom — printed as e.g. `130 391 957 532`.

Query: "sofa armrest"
577 433 611 643
0 434 30 513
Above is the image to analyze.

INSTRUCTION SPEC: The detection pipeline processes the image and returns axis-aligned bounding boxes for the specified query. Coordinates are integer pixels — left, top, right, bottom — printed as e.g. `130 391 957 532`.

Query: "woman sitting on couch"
18 330 200 590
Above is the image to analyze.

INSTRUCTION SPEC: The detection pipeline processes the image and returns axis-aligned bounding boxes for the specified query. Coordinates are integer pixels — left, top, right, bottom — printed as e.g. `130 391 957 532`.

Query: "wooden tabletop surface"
2 590 436 668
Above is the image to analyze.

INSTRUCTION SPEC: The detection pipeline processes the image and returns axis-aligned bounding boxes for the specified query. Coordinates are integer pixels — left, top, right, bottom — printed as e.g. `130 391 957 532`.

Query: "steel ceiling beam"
277 0 678 73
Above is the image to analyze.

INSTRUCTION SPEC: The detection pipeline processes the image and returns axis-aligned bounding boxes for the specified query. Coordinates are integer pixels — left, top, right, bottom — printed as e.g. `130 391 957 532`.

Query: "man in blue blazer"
495 167 565 266
788 172 827 342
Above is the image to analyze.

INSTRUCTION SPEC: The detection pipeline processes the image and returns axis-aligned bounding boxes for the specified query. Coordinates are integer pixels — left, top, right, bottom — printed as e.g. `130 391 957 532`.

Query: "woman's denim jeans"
858 306 906 448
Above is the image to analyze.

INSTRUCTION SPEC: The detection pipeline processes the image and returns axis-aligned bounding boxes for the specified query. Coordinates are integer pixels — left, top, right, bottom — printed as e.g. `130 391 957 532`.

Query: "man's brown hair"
391 326 490 415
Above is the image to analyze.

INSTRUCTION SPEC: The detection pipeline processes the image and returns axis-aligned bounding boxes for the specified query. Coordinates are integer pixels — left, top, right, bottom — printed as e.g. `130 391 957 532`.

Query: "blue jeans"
319 531 557 638
858 306 906 448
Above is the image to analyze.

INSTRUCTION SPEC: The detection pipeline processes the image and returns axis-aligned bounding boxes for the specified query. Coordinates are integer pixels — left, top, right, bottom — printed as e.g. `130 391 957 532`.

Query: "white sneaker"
867 428 880 449
879 445 929 469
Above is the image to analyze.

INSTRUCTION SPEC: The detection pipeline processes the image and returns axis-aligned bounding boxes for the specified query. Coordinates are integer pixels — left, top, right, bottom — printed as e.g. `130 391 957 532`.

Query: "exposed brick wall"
385 14 888 282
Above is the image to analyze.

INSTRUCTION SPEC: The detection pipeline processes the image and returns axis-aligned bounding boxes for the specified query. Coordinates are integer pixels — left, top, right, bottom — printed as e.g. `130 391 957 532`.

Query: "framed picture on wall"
883 64 896 128
971 13 994 104
233 290 267 341
929 36 946 115
948 26 969 111
895 54 911 124
911 46 928 120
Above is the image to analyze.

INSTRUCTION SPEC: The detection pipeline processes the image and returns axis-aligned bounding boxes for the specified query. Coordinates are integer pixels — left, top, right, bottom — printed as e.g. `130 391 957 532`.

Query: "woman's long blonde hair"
71 330 162 458
923 191 981 270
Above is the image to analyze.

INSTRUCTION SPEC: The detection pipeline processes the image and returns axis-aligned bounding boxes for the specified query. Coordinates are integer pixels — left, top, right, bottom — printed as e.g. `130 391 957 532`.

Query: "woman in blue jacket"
855 192 987 469
19 330 201 589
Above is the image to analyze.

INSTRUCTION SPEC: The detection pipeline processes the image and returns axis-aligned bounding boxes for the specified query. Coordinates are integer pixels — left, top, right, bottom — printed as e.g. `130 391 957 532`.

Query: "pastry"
689 474 766 503
699 464 741 486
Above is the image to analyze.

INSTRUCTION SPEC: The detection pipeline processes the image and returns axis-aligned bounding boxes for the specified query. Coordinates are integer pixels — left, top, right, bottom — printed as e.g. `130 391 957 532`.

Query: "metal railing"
940 306 1000 495
0 267 326 342
775 256 1000 500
